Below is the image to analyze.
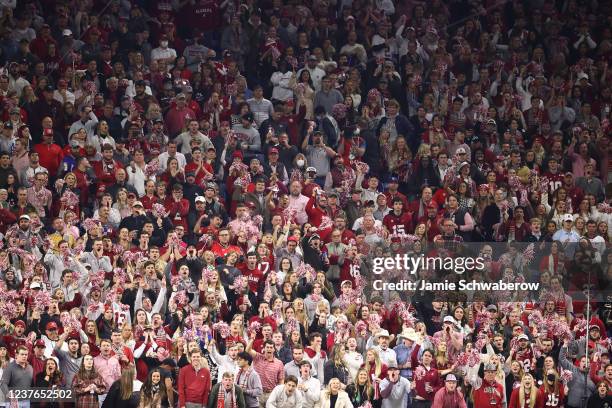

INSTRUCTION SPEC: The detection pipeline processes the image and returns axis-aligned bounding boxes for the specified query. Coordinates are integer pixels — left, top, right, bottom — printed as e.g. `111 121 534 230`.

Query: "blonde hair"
364 348 383 378
518 373 537 408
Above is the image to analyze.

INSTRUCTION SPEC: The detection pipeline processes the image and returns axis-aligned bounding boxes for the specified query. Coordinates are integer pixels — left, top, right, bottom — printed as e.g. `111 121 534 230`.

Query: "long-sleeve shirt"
0 362 33 400
559 345 596 407
253 353 285 393
80 252 113 273
266 385 303 408
297 376 320 408
235 367 263 408
54 346 82 388
68 113 99 140
93 354 121 390
380 377 411 408
431 388 467 408
178 364 211 408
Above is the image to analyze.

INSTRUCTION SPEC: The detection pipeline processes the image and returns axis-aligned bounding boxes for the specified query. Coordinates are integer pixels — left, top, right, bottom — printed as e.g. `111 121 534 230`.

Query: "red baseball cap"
46 322 58 331
34 339 46 348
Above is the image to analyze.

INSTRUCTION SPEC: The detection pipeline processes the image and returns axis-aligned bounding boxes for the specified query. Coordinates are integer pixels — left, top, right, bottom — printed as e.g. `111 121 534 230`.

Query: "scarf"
217 384 237 408
236 367 252 390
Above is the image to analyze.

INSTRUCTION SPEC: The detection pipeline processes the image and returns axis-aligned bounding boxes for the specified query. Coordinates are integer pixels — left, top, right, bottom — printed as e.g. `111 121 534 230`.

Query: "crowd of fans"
0 0 611 407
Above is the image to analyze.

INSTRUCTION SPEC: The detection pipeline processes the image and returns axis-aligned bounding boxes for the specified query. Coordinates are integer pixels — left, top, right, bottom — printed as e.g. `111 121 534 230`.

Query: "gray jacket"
559 345 596 407
236 368 263 408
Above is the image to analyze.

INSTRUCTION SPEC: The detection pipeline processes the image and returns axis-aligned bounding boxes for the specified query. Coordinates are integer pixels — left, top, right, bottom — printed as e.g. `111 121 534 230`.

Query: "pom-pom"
151 203 169 218
212 321 230 338
284 318 299 336
597 202 612 214
33 290 52 311
521 243 535 268
82 218 100 232
199 234 213 247
60 312 82 333
202 266 217 283
318 216 333 231
414 366 426 380
294 262 317 281
173 291 189 308
231 276 248 294
355 320 368 335
282 207 298 226
60 190 80 208
334 317 353 344
0 302 19 320
353 160 370 174
144 159 160 178
559 369 573 384
248 321 262 336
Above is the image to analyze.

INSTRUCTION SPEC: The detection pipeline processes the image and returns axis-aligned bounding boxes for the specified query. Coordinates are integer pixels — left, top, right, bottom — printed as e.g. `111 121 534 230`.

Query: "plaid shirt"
435 233 464 253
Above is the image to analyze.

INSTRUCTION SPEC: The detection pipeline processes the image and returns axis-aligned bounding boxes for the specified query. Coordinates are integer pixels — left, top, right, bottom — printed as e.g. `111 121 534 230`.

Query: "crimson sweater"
178 364 211 407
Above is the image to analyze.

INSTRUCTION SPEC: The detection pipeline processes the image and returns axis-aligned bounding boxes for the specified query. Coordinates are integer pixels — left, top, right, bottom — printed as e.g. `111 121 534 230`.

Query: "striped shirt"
252 353 285 393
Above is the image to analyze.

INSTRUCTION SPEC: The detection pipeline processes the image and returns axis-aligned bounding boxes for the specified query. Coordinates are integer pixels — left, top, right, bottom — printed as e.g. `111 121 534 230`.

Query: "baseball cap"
19 214 30 221
206 182 217 191
445 374 457 382
133 201 144 208
562 214 574 223
443 316 455 323
34 339 46 348
62 29 73 36
487 304 498 312
70 139 80 148
175 93 186 100
195 196 206 203
306 167 317 173
456 147 467 154
577 72 589 81
3 122 12 130
29 281 42 289
14 320 26 328
517 334 529 341
46 322 58 331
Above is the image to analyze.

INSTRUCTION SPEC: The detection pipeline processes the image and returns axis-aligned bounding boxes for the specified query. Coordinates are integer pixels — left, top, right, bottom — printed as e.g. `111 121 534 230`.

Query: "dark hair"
140 368 167 405
237 352 252 364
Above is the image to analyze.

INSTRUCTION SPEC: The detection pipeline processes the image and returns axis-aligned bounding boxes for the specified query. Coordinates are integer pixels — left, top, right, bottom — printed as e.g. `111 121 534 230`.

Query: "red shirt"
508 387 545 408
383 211 413 236
178 364 211 407
240 264 263 293
543 172 564 195
473 380 504 408
34 143 64 177
164 197 190 230
210 242 242 258
539 384 566 407
413 365 442 401
305 196 326 227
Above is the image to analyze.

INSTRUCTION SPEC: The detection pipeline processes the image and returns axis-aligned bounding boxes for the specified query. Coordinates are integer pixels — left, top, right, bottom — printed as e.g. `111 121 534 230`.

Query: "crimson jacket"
178 364 211 407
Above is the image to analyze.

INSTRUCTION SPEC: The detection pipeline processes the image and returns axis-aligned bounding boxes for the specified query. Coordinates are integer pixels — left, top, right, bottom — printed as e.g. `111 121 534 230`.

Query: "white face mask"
296 159 305 167
160 41 168 48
